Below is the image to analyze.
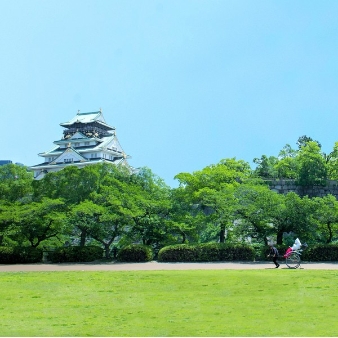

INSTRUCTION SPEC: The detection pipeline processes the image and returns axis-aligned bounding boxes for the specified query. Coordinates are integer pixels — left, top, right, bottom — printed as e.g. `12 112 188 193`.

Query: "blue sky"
1 1 338 187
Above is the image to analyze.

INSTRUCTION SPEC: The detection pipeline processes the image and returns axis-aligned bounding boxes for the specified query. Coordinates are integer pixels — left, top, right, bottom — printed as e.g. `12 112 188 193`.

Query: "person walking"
268 244 280 268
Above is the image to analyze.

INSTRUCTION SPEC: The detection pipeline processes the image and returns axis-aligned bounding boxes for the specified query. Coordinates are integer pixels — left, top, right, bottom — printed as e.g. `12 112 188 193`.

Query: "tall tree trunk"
263 236 268 246
80 230 86 247
276 230 283 245
219 225 225 243
104 243 111 259
326 222 333 243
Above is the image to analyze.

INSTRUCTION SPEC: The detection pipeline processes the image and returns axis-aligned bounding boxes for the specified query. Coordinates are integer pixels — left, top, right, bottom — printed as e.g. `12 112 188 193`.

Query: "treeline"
253 135 338 185
1 136 338 261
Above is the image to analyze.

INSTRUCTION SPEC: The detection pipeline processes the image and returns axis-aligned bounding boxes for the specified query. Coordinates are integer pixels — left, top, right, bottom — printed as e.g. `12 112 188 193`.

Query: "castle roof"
38 134 129 158
60 111 114 130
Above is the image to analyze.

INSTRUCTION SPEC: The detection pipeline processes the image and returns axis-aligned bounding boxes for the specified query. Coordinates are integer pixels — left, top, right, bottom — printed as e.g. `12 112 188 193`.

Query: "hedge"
47 245 103 263
158 243 255 262
117 244 153 262
0 246 43 264
301 244 338 261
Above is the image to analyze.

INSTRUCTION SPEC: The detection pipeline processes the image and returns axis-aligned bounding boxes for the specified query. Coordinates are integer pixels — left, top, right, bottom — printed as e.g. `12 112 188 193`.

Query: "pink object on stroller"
284 247 293 258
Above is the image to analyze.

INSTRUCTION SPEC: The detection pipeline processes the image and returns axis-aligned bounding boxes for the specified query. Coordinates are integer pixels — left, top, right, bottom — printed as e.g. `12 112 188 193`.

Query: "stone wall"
265 179 338 199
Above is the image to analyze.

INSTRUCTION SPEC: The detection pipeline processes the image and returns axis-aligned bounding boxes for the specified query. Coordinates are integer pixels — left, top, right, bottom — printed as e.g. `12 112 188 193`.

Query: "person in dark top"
268 244 280 268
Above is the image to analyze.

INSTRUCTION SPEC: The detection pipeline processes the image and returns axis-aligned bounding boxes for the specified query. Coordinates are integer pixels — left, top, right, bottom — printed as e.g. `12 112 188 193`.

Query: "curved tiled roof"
60 111 114 130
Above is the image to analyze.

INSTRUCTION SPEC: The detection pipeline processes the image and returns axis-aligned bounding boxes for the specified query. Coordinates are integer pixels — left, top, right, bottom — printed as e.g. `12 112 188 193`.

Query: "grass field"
0 269 337 336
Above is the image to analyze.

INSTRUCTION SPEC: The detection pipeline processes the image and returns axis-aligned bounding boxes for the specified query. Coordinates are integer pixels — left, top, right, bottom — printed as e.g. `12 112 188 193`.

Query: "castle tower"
30 110 131 179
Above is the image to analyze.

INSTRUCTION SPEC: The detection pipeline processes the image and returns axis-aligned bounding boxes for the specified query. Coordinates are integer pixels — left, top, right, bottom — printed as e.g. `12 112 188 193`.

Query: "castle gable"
52 147 86 164
70 131 87 140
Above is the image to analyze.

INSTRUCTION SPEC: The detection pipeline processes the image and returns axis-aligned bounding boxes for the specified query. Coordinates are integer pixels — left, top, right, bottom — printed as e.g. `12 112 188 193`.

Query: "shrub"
0 246 43 264
301 244 338 261
250 243 267 260
196 243 220 261
18 247 43 263
158 243 255 262
48 246 103 263
219 244 255 261
158 244 199 262
0 247 20 264
117 244 153 262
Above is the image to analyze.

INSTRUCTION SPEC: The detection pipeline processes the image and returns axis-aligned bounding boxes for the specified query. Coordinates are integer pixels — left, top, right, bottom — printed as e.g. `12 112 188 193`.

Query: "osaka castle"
30 110 131 180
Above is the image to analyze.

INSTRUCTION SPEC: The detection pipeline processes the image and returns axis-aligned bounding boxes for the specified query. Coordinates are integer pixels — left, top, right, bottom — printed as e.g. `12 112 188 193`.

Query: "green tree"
128 168 172 248
274 144 299 179
168 187 202 244
32 164 100 203
67 200 106 247
311 195 338 243
269 193 314 244
253 155 278 179
297 135 321 149
0 201 17 246
198 184 238 243
326 142 338 180
9 198 67 247
175 158 252 243
0 164 33 202
296 141 327 187
234 183 282 245
67 200 126 258
66 164 138 256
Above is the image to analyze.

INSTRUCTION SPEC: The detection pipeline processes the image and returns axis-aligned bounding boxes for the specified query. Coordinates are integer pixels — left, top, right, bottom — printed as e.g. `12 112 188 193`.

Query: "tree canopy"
1 142 338 256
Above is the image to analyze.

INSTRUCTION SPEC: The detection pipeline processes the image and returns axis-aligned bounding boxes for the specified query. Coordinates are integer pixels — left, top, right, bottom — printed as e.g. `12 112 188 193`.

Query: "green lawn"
0 269 337 336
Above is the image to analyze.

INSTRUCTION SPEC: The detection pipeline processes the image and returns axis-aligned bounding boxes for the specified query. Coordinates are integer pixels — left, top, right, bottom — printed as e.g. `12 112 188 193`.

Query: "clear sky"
1 0 338 187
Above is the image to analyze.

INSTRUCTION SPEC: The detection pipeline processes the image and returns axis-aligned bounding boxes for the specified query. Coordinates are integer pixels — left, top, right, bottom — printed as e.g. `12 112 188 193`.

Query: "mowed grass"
0 269 337 336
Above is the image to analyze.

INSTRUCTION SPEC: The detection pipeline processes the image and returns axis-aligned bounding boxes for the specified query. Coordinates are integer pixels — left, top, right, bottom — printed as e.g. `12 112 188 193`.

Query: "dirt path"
1 261 338 272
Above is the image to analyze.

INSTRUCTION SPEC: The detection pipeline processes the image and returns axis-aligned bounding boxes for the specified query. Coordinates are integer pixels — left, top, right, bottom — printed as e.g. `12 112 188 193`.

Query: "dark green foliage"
197 243 221 261
0 247 20 263
48 246 103 263
0 246 42 264
3 161 338 256
253 155 278 178
219 244 255 261
250 243 269 260
297 135 321 149
117 244 153 262
296 141 327 187
301 244 338 261
158 243 255 262
157 244 198 262
0 164 33 202
18 247 43 263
